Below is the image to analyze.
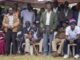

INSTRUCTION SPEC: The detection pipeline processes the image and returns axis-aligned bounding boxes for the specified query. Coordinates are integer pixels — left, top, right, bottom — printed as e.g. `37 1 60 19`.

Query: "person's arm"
75 27 80 40
20 10 23 25
75 34 80 40
65 27 70 41
32 13 35 23
52 13 57 31
13 16 20 28
40 12 44 30
2 15 8 28
66 35 69 40
65 30 74 44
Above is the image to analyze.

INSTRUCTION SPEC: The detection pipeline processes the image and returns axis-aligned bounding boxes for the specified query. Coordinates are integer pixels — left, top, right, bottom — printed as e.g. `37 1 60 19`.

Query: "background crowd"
0 0 80 59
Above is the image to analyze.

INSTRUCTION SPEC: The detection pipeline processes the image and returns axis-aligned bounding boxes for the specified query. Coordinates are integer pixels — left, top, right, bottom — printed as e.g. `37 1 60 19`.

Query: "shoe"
39 52 42 55
53 51 58 57
43 53 48 56
63 55 69 59
74 55 79 59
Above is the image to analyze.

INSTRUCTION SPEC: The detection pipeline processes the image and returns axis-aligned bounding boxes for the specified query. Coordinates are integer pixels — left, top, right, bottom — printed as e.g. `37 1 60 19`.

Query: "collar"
46 10 52 13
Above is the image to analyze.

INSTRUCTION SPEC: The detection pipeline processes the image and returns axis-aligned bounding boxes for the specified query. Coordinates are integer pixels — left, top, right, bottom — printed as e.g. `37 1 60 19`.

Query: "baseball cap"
69 18 76 25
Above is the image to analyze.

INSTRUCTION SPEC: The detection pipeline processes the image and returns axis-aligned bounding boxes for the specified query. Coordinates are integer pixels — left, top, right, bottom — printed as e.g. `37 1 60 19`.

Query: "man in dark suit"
72 2 80 26
58 1 72 27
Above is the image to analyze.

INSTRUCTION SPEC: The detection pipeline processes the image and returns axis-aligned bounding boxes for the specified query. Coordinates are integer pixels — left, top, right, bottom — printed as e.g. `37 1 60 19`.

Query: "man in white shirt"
40 1 57 55
63 19 80 59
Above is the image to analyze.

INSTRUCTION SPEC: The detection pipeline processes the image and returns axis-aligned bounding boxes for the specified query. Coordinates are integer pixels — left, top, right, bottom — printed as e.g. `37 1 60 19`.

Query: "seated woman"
52 21 67 57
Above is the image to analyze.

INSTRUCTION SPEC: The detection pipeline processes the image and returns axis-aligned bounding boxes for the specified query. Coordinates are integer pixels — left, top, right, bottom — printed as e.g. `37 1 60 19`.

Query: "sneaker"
74 55 79 59
63 55 69 59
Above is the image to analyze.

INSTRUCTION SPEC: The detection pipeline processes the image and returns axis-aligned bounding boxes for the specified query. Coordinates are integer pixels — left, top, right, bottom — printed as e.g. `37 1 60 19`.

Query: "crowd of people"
0 0 80 59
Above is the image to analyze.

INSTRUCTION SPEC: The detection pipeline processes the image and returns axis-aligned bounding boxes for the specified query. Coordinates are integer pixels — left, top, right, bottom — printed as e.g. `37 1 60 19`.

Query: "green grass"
0 55 79 60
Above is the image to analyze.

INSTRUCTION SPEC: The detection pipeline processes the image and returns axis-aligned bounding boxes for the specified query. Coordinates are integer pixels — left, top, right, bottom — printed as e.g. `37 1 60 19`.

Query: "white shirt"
33 31 38 39
65 26 80 40
53 7 58 13
46 11 52 25
64 9 68 17
77 12 80 26
8 15 14 26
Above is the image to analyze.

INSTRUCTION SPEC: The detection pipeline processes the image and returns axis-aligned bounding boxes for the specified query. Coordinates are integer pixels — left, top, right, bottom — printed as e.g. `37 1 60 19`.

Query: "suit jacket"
58 9 72 23
32 27 42 40
72 10 79 23
2 14 20 32
40 11 57 30
53 7 60 26
23 27 32 34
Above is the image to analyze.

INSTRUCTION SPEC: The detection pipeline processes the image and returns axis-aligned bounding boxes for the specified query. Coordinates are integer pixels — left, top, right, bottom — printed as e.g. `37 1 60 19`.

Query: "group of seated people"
0 12 80 58
0 17 80 59
13 18 80 59
0 1 80 59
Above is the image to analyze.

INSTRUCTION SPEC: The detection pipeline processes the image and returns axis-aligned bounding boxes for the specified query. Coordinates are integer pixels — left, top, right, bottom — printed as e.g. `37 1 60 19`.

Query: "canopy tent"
0 0 79 8
13 0 79 3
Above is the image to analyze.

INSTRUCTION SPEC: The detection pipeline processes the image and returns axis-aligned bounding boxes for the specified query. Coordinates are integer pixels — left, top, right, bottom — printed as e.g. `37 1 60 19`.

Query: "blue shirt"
21 9 35 27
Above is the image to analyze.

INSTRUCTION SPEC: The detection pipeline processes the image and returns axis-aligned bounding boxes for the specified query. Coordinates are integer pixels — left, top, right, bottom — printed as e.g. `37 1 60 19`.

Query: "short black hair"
64 1 69 6
27 3 33 11
45 1 52 5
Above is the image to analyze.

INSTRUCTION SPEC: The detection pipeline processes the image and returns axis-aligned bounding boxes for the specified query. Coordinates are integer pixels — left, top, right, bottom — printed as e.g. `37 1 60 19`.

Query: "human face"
33 26 37 32
64 2 69 9
9 10 13 15
25 22 30 28
53 1 58 8
62 23 67 28
70 24 75 30
46 4 52 11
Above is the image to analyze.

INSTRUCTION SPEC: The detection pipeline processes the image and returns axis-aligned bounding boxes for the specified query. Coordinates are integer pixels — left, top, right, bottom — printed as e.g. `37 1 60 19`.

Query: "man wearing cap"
63 19 80 59
2 8 20 55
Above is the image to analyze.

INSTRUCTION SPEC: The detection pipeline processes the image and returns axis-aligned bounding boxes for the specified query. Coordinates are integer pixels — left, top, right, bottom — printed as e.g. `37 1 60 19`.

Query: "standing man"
58 1 72 27
3 8 20 55
21 3 35 27
40 1 57 55
53 0 59 14
53 0 59 28
72 2 80 26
